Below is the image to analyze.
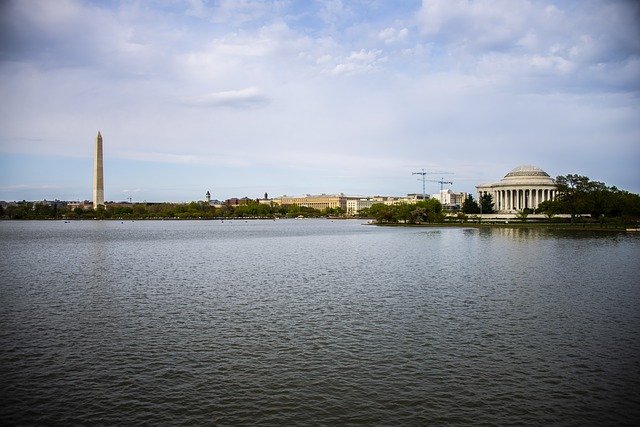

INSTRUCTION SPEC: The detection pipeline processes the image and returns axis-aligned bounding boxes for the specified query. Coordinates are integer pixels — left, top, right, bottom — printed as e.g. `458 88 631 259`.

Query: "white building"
346 199 378 215
431 189 467 209
476 165 558 213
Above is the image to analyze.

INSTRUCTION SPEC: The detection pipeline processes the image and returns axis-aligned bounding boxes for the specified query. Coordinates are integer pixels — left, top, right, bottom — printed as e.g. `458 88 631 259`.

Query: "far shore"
373 221 638 232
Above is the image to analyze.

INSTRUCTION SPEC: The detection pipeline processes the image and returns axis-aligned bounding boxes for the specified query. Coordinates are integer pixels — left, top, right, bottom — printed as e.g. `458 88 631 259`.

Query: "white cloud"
414 0 640 93
378 27 409 44
183 87 270 108
326 49 386 76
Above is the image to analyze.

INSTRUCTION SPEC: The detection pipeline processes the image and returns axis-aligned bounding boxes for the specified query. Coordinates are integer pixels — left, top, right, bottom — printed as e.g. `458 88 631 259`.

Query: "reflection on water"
1 220 639 425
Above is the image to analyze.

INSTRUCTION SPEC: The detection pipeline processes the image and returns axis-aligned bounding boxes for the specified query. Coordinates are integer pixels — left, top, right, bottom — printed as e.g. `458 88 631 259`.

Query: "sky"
0 0 639 202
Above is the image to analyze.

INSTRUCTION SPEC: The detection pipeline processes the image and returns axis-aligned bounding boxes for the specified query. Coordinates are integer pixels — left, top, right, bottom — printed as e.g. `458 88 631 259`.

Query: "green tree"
480 193 494 214
515 210 529 222
462 194 481 214
537 200 562 219
555 174 591 222
369 203 396 223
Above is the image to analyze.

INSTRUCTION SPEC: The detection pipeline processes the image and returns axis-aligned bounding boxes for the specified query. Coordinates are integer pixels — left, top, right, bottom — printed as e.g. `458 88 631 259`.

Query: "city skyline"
1 1 639 202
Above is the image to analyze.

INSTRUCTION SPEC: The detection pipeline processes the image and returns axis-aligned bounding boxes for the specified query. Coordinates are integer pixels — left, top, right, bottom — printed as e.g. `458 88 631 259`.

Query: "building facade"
476 165 558 213
431 190 467 209
274 194 348 211
346 198 377 215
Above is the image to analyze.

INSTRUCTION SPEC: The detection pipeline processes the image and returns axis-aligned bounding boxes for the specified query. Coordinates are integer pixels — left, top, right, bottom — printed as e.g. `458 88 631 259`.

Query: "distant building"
346 198 377 215
476 165 558 213
431 190 467 210
67 200 94 210
383 194 425 206
225 197 253 206
274 194 349 211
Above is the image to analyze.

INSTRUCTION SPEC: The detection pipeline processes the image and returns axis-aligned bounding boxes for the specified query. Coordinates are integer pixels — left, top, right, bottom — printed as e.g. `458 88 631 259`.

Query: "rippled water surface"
1 220 639 425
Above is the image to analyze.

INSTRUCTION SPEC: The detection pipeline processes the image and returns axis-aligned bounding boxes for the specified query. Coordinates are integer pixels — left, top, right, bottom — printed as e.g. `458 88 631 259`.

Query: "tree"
369 203 396 223
462 194 480 214
515 210 529 222
395 203 415 223
480 193 494 214
555 174 590 222
537 200 561 219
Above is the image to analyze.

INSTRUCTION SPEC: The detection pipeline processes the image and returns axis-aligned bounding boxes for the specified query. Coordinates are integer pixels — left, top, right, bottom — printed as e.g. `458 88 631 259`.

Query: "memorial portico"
476 165 557 213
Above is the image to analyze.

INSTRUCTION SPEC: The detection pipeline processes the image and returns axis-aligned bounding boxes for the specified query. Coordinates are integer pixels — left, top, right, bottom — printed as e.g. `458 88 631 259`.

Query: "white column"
520 189 523 210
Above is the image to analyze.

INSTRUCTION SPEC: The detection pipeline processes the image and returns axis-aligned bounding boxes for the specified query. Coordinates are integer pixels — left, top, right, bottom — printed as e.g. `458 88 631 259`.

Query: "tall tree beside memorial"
480 193 494 214
462 195 480 214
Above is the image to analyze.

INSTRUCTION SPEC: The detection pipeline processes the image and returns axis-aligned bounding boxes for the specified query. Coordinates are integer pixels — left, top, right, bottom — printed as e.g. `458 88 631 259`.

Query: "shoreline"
373 221 636 233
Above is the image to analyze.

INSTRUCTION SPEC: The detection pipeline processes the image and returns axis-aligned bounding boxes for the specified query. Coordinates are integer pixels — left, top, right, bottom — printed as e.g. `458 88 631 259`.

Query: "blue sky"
1 0 639 202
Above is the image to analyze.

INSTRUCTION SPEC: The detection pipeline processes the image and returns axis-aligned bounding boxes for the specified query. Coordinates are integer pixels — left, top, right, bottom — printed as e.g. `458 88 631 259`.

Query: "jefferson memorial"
477 165 558 213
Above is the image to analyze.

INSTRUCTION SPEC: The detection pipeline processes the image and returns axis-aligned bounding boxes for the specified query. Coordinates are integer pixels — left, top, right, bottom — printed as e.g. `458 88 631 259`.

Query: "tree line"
358 199 444 224
0 200 345 220
538 175 640 222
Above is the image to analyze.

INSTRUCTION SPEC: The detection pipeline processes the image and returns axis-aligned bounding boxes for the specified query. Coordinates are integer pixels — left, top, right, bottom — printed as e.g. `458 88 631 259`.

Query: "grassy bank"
374 221 636 232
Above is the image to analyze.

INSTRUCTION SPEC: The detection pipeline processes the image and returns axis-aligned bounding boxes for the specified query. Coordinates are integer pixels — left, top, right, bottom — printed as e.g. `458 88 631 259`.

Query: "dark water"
1 219 639 425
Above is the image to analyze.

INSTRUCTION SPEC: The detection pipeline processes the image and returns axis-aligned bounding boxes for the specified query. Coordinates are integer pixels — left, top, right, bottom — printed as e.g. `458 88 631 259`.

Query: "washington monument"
93 131 104 209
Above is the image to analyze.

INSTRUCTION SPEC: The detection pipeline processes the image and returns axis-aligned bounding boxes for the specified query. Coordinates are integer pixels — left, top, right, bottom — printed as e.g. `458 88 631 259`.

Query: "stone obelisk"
93 131 104 209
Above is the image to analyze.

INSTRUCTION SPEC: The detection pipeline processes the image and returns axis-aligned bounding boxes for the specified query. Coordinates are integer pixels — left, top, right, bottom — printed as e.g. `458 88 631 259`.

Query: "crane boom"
412 168 439 200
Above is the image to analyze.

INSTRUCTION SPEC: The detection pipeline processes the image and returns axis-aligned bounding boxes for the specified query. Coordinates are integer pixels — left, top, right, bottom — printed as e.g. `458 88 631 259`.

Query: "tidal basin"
1 219 638 424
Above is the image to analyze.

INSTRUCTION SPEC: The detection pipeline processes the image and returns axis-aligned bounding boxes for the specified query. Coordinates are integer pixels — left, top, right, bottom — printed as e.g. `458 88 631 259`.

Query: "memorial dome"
500 165 555 185
504 165 551 178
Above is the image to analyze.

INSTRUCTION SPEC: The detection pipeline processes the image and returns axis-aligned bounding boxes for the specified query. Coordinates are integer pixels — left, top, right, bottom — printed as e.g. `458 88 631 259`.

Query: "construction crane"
412 169 453 201
412 168 440 200
427 178 454 204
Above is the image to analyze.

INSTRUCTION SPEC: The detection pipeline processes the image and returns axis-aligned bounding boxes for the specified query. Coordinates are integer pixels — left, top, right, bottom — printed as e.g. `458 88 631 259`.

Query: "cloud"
116 150 250 168
415 0 640 91
183 87 270 108
378 27 409 44
0 184 60 190
326 49 386 76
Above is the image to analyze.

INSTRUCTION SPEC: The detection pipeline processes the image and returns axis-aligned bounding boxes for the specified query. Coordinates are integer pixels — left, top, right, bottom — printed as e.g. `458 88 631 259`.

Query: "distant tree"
395 203 415 223
480 193 494 214
357 207 371 218
515 210 529 222
323 206 345 217
537 200 561 218
369 203 396 223
555 174 591 222
548 174 640 223
462 195 481 214
411 199 442 223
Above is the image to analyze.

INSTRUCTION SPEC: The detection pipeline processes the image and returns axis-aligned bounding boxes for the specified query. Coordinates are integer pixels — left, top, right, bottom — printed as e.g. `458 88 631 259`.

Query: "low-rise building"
346 198 378 215
66 200 94 210
431 190 467 210
274 194 348 211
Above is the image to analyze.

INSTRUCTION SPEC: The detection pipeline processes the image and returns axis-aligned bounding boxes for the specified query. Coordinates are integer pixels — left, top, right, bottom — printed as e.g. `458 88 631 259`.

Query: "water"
1 219 639 425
